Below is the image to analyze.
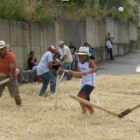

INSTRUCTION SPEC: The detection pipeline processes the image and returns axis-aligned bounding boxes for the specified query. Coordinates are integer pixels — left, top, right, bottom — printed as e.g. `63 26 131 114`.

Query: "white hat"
0 40 9 49
58 41 64 46
76 46 89 55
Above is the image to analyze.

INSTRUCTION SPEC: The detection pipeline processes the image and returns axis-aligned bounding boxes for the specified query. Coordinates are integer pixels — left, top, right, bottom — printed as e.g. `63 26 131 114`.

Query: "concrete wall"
85 17 138 62
0 17 138 69
85 17 106 48
0 19 56 68
85 17 137 46
55 18 83 49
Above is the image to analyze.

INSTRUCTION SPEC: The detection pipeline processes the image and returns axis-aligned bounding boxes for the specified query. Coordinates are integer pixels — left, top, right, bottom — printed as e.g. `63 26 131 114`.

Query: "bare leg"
79 102 87 114
7 78 22 106
86 105 94 114
14 95 21 105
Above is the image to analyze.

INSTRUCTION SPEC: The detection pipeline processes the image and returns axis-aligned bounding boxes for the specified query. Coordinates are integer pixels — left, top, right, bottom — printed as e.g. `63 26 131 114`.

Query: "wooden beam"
70 95 119 118
0 77 13 85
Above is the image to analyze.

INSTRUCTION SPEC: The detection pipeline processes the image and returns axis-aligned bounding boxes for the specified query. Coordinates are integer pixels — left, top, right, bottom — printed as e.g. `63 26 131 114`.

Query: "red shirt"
0 51 17 76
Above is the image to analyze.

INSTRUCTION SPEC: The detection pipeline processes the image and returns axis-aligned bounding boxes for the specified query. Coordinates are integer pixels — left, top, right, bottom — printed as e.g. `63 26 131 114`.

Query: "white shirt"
78 60 96 87
106 40 112 49
107 35 114 40
37 51 53 75
32 66 38 71
58 45 72 63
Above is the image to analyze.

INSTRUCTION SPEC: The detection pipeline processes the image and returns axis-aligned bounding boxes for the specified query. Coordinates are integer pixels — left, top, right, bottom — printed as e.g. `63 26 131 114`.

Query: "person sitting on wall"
27 51 41 82
52 51 62 71
28 51 38 70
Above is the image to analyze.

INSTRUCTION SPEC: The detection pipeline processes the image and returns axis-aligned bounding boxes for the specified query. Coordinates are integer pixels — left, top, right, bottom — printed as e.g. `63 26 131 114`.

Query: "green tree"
99 0 124 9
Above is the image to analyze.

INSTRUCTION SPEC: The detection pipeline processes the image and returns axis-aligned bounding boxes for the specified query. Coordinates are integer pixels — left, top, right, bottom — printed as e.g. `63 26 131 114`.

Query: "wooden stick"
63 69 81 76
0 77 13 85
54 72 65 110
97 67 106 70
58 72 65 83
54 75 59 110
118 104 140 118
70 95 119 118
63 68 105 76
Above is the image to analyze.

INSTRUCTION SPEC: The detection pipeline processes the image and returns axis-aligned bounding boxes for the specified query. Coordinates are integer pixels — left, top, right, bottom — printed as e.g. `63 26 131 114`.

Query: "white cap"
58 41 64 46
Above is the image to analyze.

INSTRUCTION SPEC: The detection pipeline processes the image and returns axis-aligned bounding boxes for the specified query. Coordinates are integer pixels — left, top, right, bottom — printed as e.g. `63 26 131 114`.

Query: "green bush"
0 0 138 25
0 1 27 21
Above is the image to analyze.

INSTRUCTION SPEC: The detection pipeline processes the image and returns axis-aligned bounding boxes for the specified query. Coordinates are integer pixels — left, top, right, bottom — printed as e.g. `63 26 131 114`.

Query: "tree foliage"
0 0 138 24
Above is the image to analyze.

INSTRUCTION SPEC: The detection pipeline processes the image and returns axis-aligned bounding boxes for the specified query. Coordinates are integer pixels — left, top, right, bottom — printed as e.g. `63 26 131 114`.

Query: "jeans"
71 54 79 71
62 62 72 80
39 71 56 96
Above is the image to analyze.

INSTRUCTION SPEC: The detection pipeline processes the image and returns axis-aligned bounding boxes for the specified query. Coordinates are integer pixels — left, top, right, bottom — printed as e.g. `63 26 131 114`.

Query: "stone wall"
0 17 138 69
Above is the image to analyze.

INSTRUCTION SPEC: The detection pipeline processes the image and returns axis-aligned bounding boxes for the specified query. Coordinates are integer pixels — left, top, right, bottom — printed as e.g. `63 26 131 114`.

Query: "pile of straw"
0 75 140 140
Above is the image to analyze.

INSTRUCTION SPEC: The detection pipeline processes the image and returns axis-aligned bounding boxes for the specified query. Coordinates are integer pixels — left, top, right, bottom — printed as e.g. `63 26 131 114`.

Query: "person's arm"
47 52 53 70
7 61 17 77
48 62 53 70
52 59 62 66
67 66 82 78
60 54 66 61
6 53 18 77
74 47 76 53
30 58 38 66
0 73 6 77
60 47 68 61
111 35 114 40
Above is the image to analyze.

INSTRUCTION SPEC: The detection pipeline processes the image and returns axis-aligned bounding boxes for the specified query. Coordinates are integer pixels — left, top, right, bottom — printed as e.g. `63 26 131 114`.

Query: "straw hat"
58 41 64 46
76 46 89 56
0 40 9 49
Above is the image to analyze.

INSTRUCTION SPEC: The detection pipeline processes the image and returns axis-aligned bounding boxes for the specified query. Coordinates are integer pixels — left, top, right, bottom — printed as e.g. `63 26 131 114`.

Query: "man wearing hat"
0 40 21 105
58 41 73 80
37 45 57 96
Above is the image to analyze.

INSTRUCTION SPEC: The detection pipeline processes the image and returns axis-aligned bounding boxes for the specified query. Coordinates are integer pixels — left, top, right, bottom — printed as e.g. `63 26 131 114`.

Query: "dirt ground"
0 74 140 140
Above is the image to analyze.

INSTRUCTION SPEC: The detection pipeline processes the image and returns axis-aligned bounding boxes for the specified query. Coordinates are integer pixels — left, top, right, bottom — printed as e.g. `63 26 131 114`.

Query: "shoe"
86 106 94 114
14 97 21 106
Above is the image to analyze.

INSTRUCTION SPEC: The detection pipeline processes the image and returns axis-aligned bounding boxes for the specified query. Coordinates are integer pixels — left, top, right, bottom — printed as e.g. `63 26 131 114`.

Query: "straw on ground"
0 75 140 140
